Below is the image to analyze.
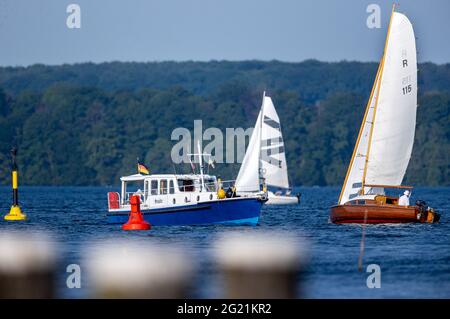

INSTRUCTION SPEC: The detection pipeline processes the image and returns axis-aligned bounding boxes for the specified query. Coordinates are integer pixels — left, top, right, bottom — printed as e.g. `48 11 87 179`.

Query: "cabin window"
160 179 168 195
357 200 366 205
144 181 149 198
178 179 195 192
150 180 158 195
169 180 175 194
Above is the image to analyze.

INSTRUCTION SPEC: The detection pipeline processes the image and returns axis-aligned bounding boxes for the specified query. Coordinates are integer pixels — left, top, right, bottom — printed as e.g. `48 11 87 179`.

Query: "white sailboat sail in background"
236 92 299 204
260 95 290 190
339 11 417 205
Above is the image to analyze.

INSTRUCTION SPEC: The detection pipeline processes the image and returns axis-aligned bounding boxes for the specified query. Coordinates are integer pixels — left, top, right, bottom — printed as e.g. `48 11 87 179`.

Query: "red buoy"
122 195 151 230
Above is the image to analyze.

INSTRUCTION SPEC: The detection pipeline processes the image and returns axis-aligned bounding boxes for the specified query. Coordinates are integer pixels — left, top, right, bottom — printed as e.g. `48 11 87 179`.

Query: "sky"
0 0 449 66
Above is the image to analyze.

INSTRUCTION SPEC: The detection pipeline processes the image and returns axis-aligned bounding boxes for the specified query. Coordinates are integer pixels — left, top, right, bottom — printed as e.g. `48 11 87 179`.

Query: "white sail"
235 110 262 193
260 96 290 189
365 12 417 186
339 11 417 205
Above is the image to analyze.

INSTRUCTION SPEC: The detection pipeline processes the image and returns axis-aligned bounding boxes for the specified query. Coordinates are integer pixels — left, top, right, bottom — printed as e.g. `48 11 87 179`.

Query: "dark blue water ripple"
0 186 449 298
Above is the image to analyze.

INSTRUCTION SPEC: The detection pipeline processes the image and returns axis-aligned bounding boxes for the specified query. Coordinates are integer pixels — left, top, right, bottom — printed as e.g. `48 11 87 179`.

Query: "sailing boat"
235 92 300 205
330 6 439 224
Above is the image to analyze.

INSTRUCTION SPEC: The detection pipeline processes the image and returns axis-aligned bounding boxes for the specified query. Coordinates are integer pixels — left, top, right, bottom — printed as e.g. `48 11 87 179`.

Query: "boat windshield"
121 180 146 204
178 178 195 192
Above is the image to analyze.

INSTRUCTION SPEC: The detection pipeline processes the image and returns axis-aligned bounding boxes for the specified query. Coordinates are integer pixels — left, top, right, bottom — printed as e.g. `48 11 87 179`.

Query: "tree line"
0 60 448 186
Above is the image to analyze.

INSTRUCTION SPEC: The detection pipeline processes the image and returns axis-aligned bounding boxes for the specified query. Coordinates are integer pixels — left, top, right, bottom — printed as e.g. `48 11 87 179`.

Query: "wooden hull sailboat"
330 6 440 224
235 92 299 205
330 194 440 224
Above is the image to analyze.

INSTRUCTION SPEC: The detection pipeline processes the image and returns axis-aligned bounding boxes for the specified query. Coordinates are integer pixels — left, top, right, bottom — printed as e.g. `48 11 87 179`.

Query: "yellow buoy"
4 205 26 221
4 147 26 221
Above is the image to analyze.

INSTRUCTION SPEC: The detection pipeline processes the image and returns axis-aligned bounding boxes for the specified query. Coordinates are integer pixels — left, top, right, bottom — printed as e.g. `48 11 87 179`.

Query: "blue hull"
107 197 262 226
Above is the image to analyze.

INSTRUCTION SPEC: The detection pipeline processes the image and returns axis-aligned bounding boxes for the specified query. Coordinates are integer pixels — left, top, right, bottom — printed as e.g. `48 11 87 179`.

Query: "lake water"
0 186 449 298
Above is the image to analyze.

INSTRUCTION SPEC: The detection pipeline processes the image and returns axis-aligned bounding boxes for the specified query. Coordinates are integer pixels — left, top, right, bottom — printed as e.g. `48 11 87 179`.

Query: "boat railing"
216 180 263 194
232 183 262 193
123 191 146 205
218 180 236 190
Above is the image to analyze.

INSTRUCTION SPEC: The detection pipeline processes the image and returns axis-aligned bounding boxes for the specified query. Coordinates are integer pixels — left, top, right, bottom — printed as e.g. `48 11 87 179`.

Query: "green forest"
0 60 449 186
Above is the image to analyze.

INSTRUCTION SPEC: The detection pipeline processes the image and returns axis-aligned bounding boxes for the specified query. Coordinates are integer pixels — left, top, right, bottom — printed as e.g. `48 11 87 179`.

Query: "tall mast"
259 91 266 188
260 91 265 138
361 4 396 194
197 140 206 192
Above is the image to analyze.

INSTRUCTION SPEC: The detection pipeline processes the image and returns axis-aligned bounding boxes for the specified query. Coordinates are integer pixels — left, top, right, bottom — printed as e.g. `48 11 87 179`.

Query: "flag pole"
136 157 139 174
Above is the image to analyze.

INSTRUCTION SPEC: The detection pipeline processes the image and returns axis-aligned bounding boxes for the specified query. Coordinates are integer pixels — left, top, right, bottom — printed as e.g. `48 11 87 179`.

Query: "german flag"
137 162 150 175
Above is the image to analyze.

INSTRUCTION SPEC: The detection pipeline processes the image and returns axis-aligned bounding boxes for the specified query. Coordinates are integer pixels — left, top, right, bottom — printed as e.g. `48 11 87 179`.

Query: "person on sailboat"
226 184 237 198
398 190 411 206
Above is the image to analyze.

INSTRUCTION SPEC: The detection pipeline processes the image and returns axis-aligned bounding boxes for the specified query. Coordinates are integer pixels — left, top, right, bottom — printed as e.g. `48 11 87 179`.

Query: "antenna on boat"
187 140 211 192
197 140 205 191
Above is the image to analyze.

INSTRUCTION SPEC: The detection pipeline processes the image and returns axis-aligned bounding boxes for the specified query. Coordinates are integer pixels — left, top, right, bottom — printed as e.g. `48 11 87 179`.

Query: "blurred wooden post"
216 233 307 298
0 233 55 298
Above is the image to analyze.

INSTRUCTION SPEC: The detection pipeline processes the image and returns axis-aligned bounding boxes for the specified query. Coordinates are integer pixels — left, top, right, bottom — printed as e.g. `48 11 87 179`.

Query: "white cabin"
111 173 219 211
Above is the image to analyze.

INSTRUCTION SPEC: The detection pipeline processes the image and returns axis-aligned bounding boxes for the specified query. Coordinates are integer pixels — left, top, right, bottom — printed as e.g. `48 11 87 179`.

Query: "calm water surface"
0 186 449 298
